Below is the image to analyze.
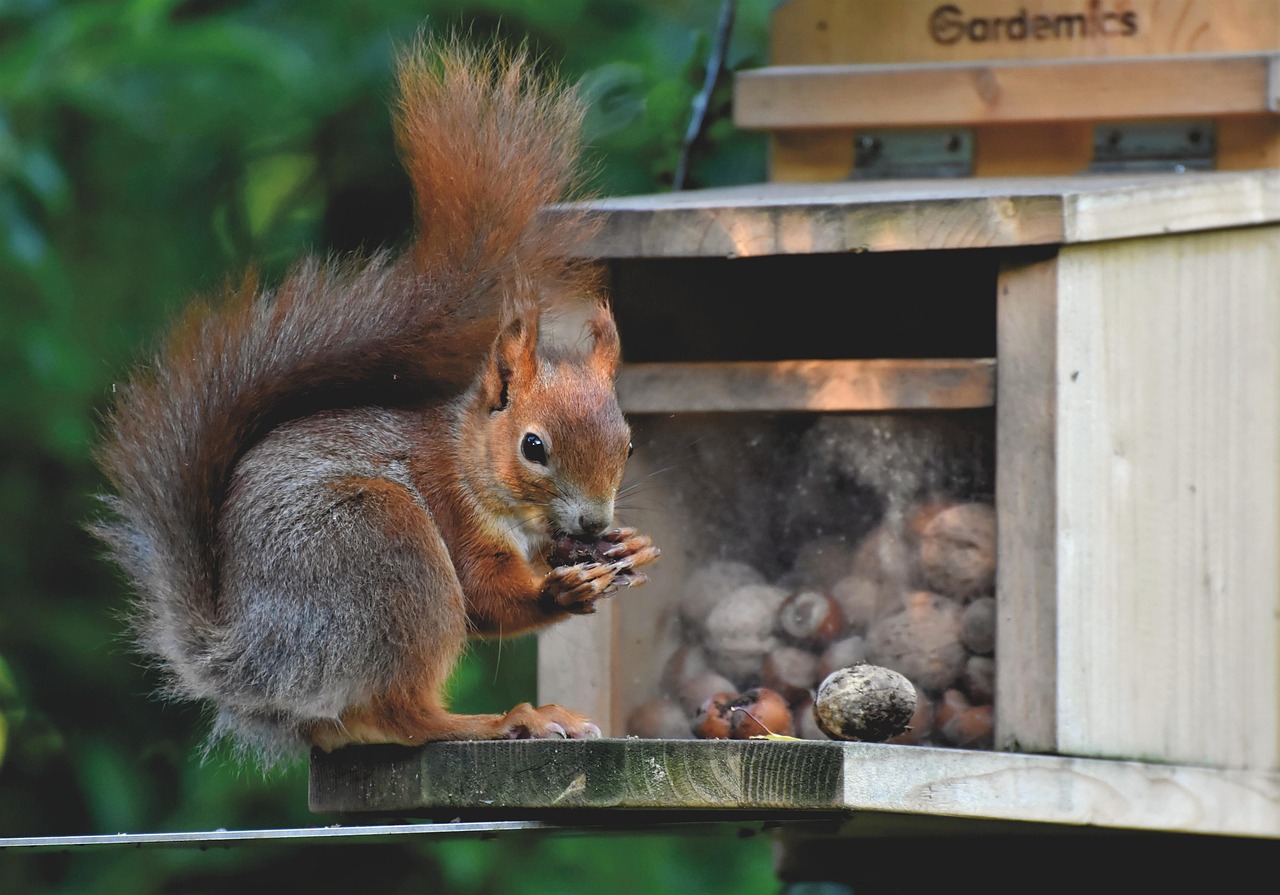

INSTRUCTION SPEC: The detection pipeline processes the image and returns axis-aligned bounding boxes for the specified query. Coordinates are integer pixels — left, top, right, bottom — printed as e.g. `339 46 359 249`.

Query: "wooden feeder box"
312 172 1280 844
309 2 1280 854
737 0 1280 180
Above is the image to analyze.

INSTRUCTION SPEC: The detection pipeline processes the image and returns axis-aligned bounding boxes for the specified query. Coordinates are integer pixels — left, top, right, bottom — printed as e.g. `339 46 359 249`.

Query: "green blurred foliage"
0 0 776 891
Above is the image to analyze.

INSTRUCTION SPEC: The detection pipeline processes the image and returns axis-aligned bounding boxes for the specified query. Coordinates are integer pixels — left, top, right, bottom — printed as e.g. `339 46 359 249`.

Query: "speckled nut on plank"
813 663 917 743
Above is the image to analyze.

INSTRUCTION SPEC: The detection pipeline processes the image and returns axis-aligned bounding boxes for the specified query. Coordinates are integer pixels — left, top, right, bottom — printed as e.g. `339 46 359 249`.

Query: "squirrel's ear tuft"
587 303 621 379
483 307 540 412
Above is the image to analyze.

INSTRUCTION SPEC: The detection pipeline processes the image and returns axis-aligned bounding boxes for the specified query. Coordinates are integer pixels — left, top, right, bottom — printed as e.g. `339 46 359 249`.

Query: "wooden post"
995 250 1061 755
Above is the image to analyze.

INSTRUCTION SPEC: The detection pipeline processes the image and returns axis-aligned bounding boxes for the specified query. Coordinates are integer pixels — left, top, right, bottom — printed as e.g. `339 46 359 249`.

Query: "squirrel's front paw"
540 561 621 615
543 527 660 614
596 527 660 587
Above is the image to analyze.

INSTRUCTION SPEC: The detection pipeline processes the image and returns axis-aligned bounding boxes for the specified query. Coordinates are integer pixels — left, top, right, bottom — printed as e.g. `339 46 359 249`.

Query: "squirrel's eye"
521 433 547 465
627 441 634 458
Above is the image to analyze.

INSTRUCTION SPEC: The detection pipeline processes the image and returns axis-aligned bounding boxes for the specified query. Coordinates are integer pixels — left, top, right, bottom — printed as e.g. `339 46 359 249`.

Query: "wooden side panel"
1217 115 1280 170
771 0 1280 66
994 252 1061 754
770 130 855 183
616 358 996 414
972 122 1094 177
1054 226 1280 770
536 599 620 735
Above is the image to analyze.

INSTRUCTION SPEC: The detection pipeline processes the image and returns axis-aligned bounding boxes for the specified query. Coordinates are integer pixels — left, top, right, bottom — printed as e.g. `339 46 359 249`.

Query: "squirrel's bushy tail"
396 35 598 286
91 33 596 725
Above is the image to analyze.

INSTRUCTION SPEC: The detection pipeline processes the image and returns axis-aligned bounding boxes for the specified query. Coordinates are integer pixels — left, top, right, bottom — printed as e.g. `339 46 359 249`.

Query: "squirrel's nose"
578 516 609 538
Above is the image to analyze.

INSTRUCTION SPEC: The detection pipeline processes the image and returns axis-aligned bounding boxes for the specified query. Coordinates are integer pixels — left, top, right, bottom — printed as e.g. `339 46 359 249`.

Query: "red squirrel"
90 36 660 763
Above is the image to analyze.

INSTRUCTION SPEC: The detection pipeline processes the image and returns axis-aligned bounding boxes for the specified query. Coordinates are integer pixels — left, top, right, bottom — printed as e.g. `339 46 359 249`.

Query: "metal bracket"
850 129 974 180
1088 121 1216 173
848 121 1215 179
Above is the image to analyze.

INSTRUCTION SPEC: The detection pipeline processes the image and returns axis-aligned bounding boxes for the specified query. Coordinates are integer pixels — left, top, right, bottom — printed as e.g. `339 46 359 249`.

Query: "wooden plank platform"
309 739 1280 840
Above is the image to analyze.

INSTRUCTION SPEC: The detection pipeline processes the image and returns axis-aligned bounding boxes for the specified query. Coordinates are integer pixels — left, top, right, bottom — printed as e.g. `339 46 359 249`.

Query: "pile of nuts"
625 498 997 747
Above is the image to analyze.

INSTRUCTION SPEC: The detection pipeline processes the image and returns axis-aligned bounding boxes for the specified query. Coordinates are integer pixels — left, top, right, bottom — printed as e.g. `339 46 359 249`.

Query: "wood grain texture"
1054 227 1280 771
558 171 1280 259
1061 169 1280 243
573 184 1065 257
734 54 1280 131
770 129 856 183
770 0 1280 66
994 253 1059 754
310 739 846 814
616 359 996 414
971 122 1094 177
309 739 1280 837
1217 114 1280 169
763 0 1280 181
837 743 1280 837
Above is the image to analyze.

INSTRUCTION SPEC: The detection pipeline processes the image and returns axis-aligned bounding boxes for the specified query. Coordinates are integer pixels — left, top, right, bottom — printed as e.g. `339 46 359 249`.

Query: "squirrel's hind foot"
309 701 601 749
494 702 601 740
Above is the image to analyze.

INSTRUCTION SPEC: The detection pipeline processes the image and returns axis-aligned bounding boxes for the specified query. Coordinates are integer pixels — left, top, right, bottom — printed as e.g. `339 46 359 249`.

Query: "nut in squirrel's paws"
545 528 660 605
547 535 613 567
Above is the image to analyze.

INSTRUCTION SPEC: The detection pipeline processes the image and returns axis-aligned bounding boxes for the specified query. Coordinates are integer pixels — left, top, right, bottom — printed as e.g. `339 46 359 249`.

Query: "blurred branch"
673 0 736 191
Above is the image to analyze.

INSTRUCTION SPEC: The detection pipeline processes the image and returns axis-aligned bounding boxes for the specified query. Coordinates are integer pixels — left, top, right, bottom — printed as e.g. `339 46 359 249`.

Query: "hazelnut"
906 495 954 538
702 583 788 683
691 691 739 739
679 559 767 638
675 671 739 716
691 688 794 739
962 655 995 705
961 596 996 655
933 688 971 733
850 523 921 590
919 502 996 601
776 589 845 648
886 687 935 746
728 687 794 739
866 591 966 693
547 535 611 568
831 574 907 634
942 704 994 749
760 645 822 705
812 664 918 743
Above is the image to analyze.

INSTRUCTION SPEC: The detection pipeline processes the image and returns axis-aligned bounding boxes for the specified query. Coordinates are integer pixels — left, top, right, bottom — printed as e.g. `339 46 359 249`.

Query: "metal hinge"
1088 121 1215 173
848 120 1215 179
851 129 974 179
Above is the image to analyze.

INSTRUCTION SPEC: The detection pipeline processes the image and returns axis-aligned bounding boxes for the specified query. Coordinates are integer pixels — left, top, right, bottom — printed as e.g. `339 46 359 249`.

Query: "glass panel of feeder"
616 409 996 748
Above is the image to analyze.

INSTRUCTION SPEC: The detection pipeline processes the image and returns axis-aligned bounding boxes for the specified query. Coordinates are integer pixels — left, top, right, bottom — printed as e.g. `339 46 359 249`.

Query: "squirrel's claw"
497 703 602 739
542 562 615 614
599 530 661 569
